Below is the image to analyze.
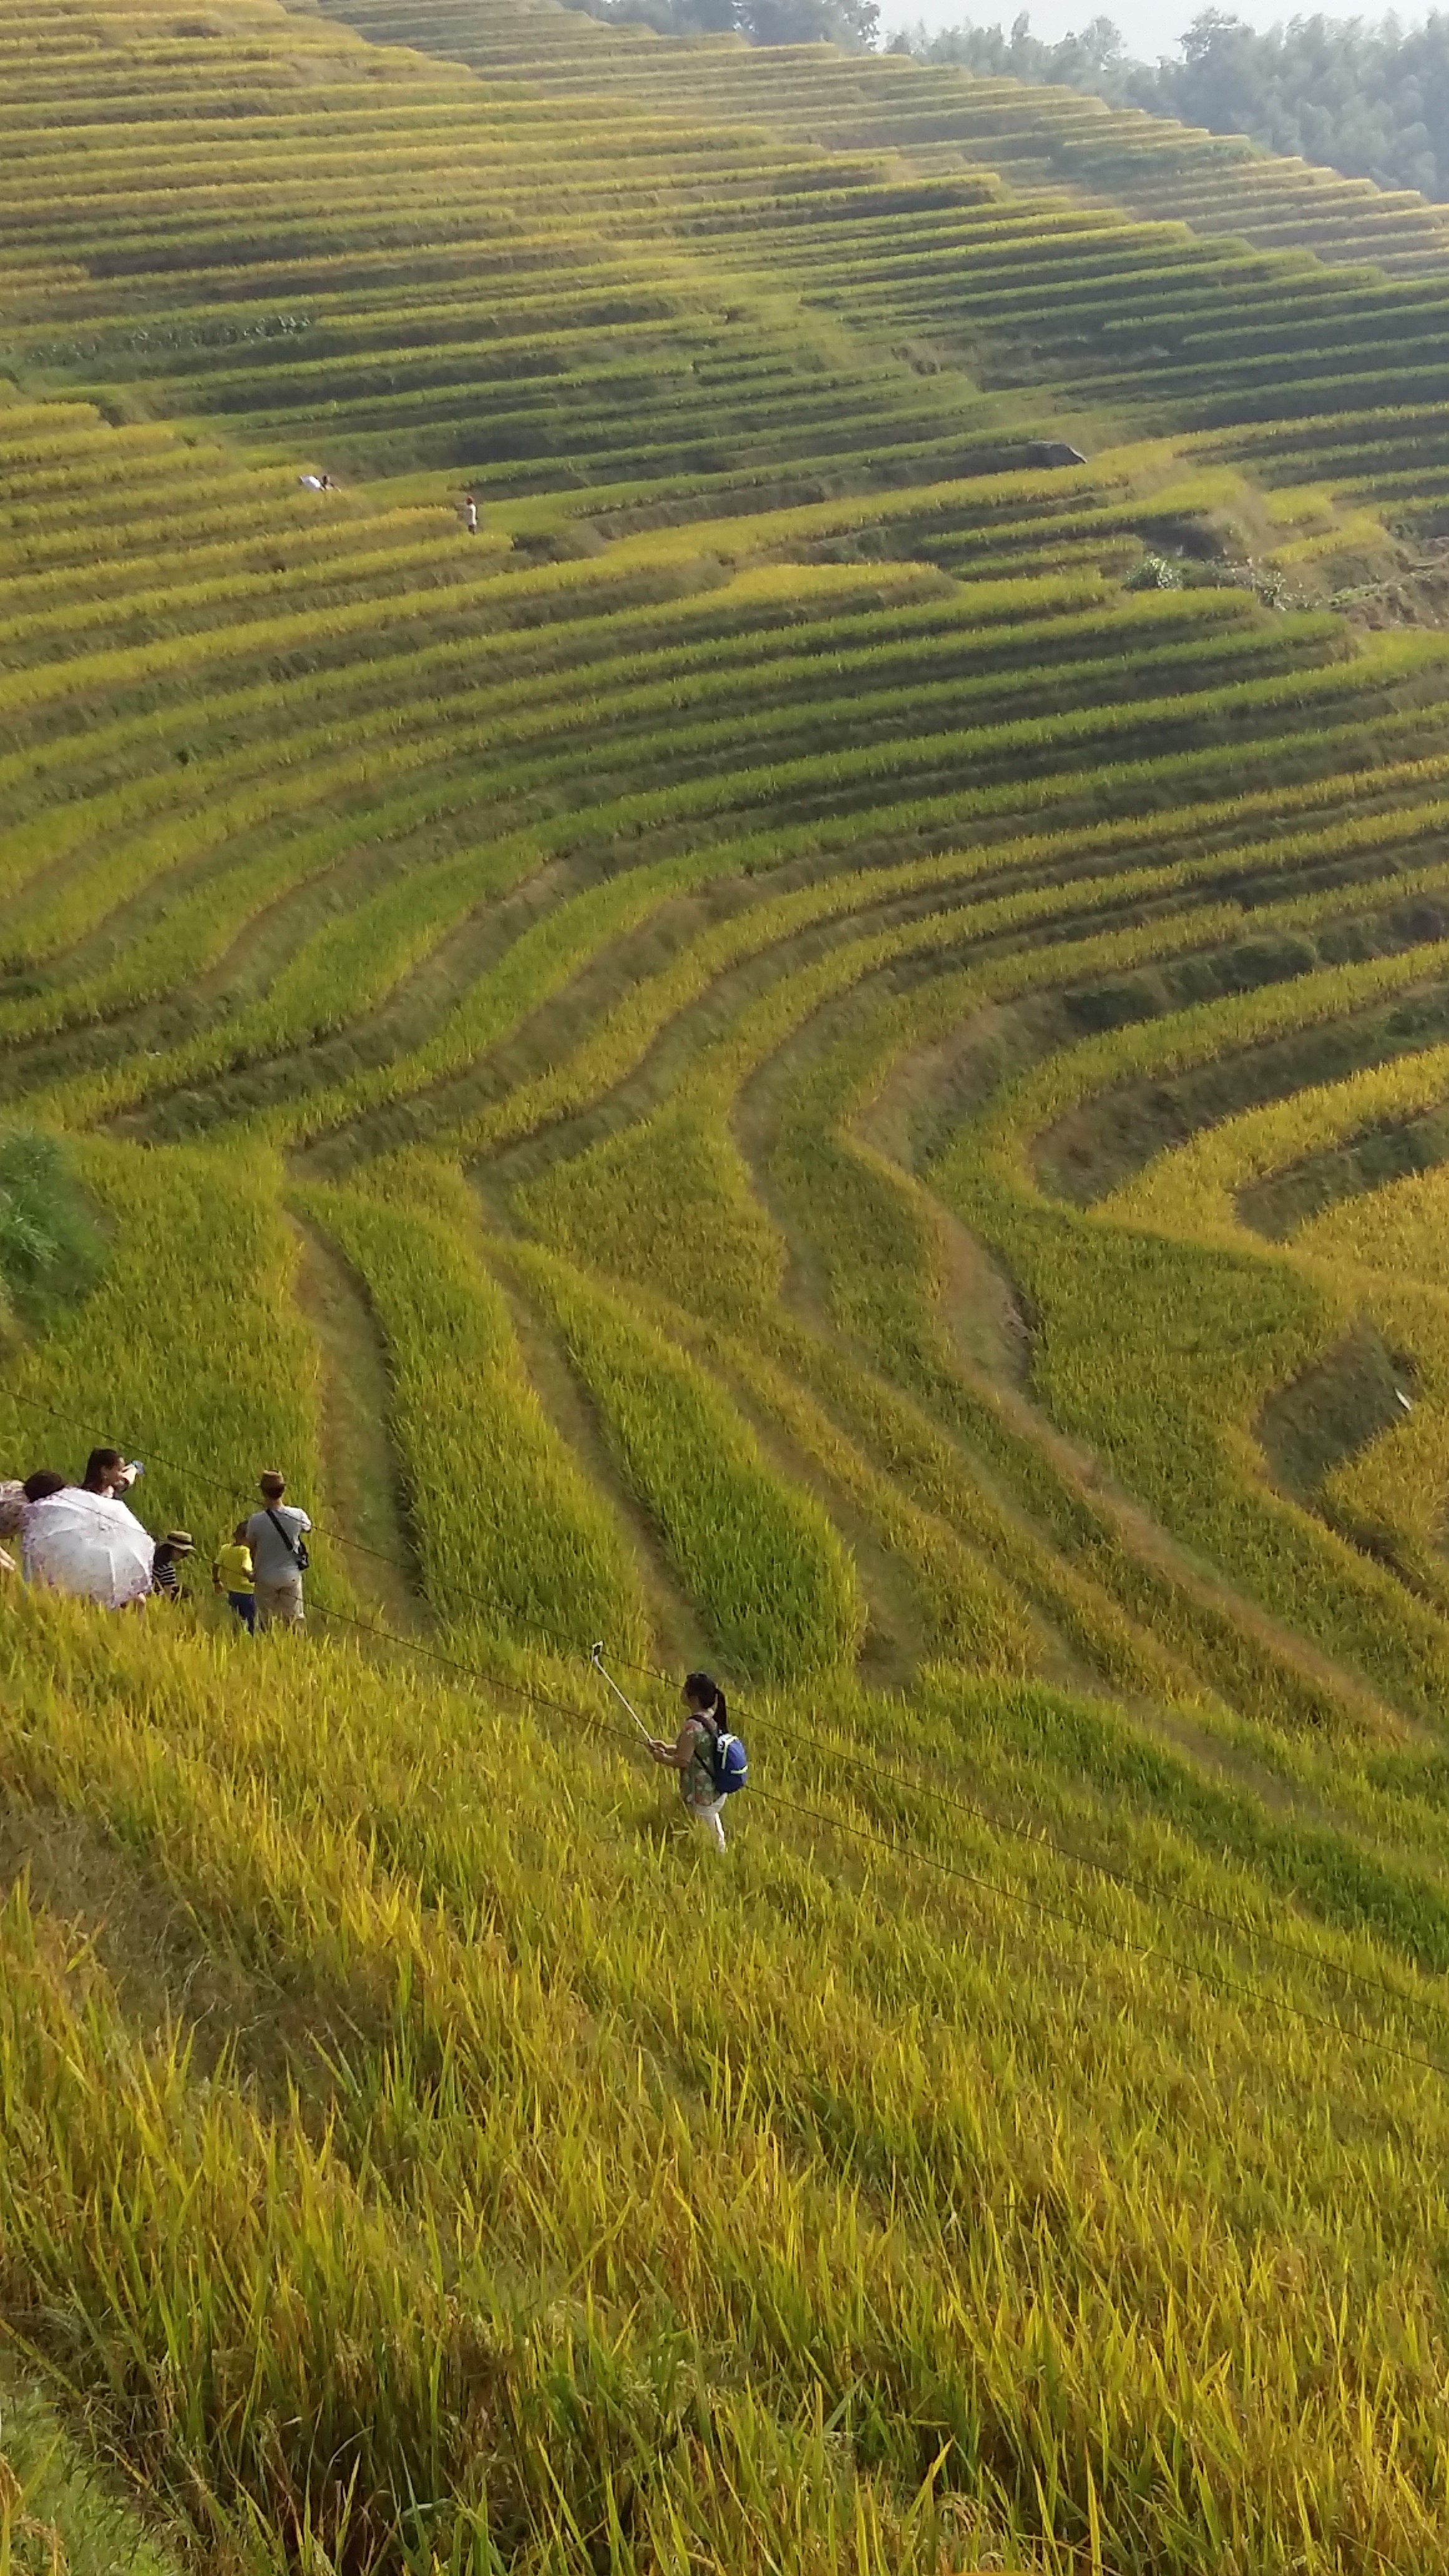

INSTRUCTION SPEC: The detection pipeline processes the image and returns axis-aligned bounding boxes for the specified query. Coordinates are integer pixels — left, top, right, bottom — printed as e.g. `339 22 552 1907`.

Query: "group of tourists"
3 1443 747 1845
0 1450 312 1630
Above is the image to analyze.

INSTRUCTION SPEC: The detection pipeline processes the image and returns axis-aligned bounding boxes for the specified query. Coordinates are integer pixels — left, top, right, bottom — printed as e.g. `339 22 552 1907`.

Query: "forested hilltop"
9 0 1449 2569
559 0 1449 209
900 11 1449 203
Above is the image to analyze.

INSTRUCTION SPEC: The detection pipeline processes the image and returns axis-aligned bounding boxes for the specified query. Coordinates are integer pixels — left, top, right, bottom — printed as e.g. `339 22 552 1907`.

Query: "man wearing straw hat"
245 1469 311 1631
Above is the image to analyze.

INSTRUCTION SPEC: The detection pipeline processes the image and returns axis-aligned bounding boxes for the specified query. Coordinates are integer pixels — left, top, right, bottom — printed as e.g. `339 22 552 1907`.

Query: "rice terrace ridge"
9 0 1449 2566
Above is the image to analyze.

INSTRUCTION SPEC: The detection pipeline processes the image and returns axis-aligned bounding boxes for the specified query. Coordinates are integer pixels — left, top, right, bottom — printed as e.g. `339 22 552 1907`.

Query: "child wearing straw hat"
150 1530 195 1600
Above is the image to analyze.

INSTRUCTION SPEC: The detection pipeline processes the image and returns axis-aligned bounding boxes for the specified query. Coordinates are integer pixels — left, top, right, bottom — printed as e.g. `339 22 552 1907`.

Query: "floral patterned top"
678 1715 721 1813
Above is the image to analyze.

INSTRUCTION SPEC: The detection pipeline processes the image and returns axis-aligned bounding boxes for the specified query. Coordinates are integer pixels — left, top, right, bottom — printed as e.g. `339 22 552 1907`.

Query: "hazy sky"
881 0 1420 61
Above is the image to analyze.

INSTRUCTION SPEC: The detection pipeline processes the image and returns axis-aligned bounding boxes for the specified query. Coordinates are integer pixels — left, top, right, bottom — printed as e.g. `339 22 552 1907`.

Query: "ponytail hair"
684 1670 726 1732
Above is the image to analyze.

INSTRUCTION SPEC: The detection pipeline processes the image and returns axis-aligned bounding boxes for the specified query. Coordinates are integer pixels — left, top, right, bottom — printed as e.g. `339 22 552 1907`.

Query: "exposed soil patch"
1332 533 1449 634
856 996 1042 1174
1257 1318 1418 1511
1038 976 1449 1209
931 1200 1035 1387
288 1212 427 1628
476 1212 712 1676
1241 1095 1449 1241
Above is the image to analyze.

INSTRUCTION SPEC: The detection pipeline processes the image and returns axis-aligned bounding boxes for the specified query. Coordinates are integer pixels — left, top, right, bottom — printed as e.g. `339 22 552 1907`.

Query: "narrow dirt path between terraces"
926 1194 1412 1742
475 1206 713 1677
288 1211 429 1632
728 992 1413 1743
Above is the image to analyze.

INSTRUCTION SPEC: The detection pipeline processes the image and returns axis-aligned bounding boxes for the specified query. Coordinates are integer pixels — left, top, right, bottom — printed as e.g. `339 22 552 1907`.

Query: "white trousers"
688 1796 726 1853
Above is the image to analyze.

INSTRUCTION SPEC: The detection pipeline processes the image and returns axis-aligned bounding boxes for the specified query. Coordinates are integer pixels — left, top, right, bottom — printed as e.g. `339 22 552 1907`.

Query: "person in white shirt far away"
245 1468 312 1630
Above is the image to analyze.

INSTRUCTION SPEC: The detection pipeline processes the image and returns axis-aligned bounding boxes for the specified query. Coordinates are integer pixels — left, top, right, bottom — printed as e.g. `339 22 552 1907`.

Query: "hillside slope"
321 0 1449 275
5 4 1449 2570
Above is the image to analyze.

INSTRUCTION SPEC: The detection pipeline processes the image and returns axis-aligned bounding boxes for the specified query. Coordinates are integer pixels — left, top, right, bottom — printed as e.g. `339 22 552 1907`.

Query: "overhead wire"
7 1381 1448 2046
4 1373 655 1675
303 1598 1449 2086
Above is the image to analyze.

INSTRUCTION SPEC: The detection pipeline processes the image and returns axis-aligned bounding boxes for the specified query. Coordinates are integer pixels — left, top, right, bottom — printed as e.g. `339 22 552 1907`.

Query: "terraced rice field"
10 1 1449 2570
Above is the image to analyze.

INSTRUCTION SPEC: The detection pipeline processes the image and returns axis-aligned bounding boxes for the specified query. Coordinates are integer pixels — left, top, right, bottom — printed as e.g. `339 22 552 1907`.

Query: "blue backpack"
710 1724 748 1798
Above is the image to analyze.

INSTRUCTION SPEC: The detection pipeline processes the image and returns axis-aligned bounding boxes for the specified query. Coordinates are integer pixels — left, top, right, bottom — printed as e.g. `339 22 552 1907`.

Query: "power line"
298 1598 1449 2090
771 1710 1449 2029
0 1391 660 1669
754 1782 1449 2087
311 1596 618 1737
8 1382 1447 2040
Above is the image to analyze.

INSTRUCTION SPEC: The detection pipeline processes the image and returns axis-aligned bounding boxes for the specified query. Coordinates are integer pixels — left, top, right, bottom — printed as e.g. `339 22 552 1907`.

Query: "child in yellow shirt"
213 1522 256 1633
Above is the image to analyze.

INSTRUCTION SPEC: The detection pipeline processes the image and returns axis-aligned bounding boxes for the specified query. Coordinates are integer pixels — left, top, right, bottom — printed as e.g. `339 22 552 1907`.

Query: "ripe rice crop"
306 1166 650 1656
11 0 1449 2563
504 1236 867 1679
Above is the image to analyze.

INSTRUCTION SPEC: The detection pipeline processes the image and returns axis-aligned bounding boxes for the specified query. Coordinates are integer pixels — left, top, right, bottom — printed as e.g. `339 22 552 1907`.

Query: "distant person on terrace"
245 1470 311 1630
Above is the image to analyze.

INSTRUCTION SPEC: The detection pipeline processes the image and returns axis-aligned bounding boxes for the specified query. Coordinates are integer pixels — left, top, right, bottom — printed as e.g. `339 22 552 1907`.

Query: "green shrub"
0 1131 105 1330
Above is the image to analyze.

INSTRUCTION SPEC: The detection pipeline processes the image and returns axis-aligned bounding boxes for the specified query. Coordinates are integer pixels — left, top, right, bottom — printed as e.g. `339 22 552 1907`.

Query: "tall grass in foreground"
2 1587 1449 2572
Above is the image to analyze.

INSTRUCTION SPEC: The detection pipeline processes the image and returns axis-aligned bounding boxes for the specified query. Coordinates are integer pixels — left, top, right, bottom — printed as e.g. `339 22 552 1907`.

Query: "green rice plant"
512 866 1432 1722
761 975 1384 1735
0 1136 352 1606
513 1096 789 1329
935 1110 1449 1729
421 774 1449 1185
15 6 1449 2564
302 1161 650 1658
1105 1036 1449 1242
507 1140 1050 1674
22 826 548 1129
969 927 1449 1211
500 831 1449 1315
502 1236 865 1679
1 565 978 994
1236 1168 1449 1591
0 1126 104 1332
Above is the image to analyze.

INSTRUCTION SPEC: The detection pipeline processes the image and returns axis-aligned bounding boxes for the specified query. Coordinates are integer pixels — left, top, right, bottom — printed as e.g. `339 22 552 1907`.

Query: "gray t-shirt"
246 1502 311 1583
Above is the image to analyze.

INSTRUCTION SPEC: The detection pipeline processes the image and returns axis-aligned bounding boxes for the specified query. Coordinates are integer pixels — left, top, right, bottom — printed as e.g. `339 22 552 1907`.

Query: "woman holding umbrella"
24 1457 154 1608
